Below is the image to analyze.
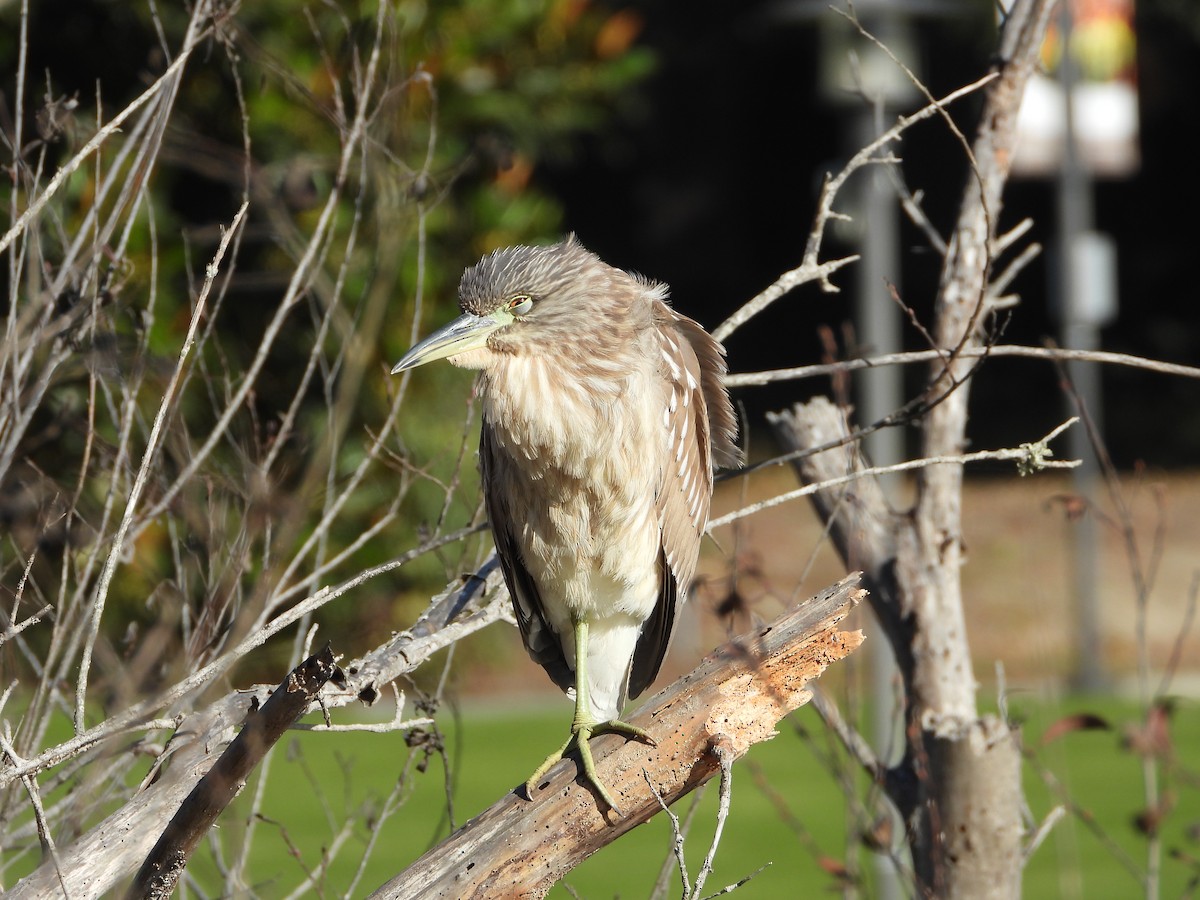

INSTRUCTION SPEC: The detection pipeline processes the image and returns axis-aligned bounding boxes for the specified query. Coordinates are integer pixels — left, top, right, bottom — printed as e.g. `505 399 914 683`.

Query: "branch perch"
369 574 864 899
126 645 338 899
8 564 510 899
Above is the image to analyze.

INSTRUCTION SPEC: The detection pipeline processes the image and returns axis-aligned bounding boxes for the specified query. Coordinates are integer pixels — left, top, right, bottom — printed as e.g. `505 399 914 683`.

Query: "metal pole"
854 104 904 900
1056 3 1107 692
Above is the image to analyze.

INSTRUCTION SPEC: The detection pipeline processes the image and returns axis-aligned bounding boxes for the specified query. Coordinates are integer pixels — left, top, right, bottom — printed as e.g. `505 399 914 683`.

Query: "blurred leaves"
0 0 652 670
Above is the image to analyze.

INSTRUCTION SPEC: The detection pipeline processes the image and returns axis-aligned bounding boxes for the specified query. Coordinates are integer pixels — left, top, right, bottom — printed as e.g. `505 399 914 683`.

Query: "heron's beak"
391 311 510 374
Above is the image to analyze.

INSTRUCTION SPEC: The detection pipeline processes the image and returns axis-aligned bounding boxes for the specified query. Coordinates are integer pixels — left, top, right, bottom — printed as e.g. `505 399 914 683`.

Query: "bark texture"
771 400 1026 897
369 575 864 899
766 7 1056 889
5 690 271 899
929 720 1024 897
127 646 338 899
8 564 509 900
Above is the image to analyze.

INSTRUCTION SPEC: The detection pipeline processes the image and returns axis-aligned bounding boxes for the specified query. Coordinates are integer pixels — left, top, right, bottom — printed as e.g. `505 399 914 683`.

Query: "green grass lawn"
171 692 1198 898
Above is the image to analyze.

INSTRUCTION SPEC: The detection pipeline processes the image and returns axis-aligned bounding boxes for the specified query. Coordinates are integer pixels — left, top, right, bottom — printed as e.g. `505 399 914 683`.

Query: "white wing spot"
660 346 682 378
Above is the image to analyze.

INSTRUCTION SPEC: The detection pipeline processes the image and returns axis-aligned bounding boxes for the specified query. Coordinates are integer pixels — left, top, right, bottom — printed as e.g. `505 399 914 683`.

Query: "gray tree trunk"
766 1 1057 894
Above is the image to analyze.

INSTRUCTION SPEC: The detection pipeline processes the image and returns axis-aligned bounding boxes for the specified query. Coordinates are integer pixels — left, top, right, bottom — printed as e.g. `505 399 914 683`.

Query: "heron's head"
392 236 643 374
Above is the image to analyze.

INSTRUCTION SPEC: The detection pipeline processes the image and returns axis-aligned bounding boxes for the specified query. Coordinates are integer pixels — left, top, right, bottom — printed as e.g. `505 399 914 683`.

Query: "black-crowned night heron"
392 236 740 810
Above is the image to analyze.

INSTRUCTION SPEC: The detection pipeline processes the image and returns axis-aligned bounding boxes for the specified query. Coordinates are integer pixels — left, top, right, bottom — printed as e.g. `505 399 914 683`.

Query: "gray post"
854 110 906 900
1056 3 1110 692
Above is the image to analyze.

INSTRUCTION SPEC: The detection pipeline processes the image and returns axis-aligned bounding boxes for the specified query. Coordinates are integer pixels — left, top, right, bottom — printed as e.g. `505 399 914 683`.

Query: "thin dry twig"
712 73 997 344
298 684 434 734
649 787 708 900
0 524 478 791
643 770 692 896
1155 571 1200 701
1022 804 1066 866
0 603 52 647
727 344 1200 388
710 418 1079 530
691 736 737 900
74 202 248 733
0 19 212 257
0 729 70 900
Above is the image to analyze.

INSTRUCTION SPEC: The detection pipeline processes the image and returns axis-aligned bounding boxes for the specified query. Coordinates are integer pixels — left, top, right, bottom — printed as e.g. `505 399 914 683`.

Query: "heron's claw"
524 718 654 813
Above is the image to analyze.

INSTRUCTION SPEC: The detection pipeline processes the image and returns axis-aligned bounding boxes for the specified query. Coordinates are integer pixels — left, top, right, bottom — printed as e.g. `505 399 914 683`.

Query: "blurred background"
5 0 1196 655
2 0 1198 895
8 0 1199 461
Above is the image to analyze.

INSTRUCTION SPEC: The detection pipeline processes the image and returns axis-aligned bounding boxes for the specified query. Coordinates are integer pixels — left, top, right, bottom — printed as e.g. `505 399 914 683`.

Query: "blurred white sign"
1013 0 1139 177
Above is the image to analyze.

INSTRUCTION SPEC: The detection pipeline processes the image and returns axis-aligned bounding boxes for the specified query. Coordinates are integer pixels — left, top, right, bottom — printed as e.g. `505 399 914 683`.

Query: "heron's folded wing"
671 313 742 470
630 309 726 699
479 421 574 693
627 552 677 702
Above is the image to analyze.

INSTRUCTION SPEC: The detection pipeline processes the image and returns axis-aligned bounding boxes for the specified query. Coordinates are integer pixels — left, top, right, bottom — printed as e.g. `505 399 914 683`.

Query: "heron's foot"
524 718 655 812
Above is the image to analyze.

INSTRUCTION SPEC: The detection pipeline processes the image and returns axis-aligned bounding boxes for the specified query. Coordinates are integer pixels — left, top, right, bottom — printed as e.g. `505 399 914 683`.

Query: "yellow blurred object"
595 9 644 60
1073 17 1136 81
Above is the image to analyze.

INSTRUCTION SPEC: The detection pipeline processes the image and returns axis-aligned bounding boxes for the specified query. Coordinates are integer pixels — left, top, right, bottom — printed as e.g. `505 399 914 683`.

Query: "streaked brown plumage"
393 236 740 809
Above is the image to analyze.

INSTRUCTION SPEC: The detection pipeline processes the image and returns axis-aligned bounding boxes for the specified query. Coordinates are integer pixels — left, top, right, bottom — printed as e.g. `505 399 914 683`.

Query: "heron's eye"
508 295 533 316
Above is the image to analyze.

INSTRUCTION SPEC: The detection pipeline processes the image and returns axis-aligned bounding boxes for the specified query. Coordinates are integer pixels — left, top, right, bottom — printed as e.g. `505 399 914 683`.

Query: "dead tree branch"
769 398 1025 896
5 692 268 900
368 575 865 900
126 646 338 899
711 73 997 344
764 10 1059 890
768 3 1055 895
7 564 511 899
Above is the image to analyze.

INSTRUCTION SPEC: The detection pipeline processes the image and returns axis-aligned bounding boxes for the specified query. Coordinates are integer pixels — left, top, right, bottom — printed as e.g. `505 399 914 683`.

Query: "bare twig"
297 685 433 734
0 603 52 647
710 418 1079 530
1022 804 1066 866
727 344 1200 388
808 688 883 782
0 525 478 791
649 787 708 900
74 202 248 733
1155 571 1200 700
700 864 772 899
692 736 736 899
129 0 390 539
712 73 997 344
0 729 70 900
644 771 692 896
0 16 212 256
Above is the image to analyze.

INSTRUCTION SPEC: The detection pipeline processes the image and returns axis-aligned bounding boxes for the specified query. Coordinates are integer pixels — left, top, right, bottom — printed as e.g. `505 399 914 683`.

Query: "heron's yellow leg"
525 620 654 811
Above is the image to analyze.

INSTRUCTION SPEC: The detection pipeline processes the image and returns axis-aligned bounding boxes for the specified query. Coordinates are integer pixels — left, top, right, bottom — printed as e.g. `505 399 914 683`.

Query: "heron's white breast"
484 350 664 623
